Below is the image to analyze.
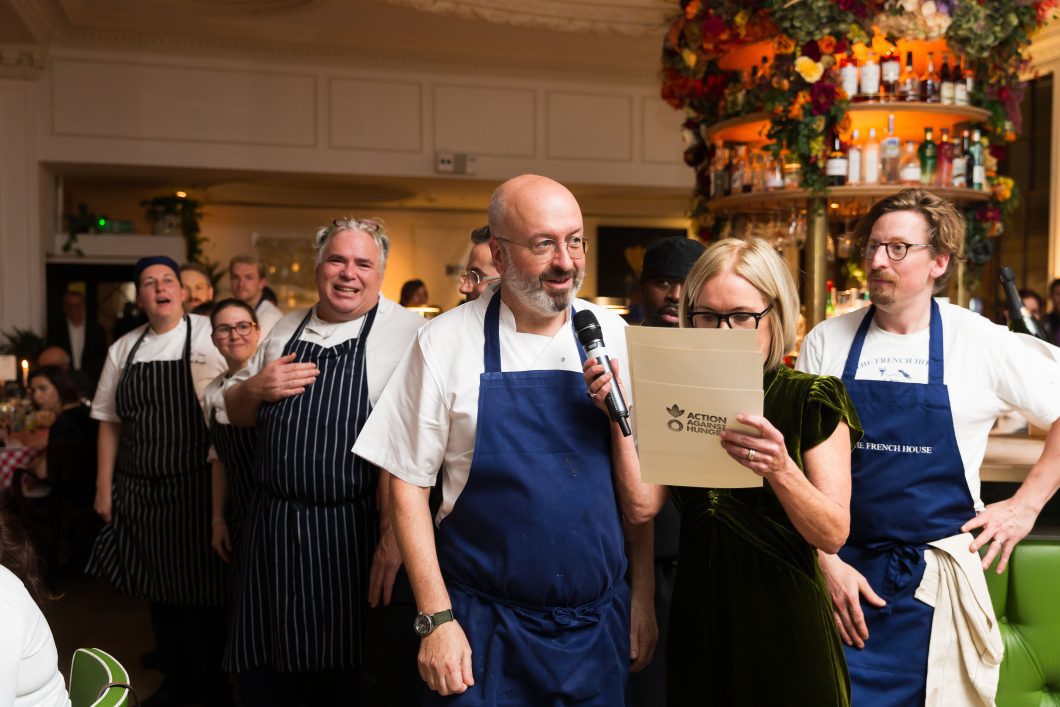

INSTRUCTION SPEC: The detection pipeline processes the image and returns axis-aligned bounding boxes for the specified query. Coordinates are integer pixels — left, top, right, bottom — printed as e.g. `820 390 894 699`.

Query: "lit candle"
20 359 28 388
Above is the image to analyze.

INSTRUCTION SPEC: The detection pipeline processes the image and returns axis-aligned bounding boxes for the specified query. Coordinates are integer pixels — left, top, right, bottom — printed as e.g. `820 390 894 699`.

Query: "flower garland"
662 0 1051 275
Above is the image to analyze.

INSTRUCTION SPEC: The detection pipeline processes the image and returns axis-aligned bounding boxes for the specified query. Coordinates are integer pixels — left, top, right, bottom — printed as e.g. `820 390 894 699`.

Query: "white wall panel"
329 77 422 152
546 91 631 161
641 95 683 165
50 58 317 147
433 84 535 157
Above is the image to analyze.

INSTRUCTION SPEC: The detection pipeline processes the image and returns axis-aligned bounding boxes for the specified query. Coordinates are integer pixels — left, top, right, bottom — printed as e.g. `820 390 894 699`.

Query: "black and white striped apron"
86 316 226 606
225 304 379 673
209 409 257 549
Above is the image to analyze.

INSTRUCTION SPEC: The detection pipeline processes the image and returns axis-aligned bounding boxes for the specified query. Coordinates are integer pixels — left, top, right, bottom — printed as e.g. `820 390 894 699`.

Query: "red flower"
834 37 850 55
989 145 1006 162
810 81 837 115
801 41 822 62
977 206 1001 222
701 13 727 38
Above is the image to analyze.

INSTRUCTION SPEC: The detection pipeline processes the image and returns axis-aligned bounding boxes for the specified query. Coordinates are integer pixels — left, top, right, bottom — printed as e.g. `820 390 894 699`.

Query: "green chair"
69 647 137 707
985 539 1060 707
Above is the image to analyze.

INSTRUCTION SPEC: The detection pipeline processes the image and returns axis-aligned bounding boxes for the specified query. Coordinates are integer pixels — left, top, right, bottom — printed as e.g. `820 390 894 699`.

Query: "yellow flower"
851 41 869 64
795 56 824 83
812 116 826 133
871 31 893 57
809 136 825 157
734 10 749 29
775 35 796 54
684 0 701 20
993 176 1014 202
681 48 698 68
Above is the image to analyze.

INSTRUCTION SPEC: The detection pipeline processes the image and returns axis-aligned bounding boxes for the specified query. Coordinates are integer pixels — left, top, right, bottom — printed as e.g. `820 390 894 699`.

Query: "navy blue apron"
838 301 974 705
430 293 630 706
225 304 379 673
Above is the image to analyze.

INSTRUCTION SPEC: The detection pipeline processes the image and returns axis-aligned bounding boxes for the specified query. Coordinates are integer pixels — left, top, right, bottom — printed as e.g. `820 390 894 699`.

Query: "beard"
867 269 898 307
501 246 585 315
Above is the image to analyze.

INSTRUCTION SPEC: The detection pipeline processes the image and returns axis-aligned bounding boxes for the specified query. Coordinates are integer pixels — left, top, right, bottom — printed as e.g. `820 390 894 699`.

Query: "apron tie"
448 576 619 628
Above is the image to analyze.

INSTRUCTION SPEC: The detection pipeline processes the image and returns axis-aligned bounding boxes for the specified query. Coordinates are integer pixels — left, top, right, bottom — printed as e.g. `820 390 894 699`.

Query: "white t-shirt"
91 315 226 423
66 320 85 370
353 288 632 524
0 566 70 707
226 295 424 408
797 302 1060 508
254 299 284 338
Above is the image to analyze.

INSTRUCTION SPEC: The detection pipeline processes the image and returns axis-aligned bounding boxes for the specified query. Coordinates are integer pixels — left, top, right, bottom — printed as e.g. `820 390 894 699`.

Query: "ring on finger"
746 448 756 462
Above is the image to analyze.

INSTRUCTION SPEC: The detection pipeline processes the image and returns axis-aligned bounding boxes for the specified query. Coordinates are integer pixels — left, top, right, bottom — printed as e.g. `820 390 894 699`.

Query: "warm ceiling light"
175 190 188 198
830 202 840 209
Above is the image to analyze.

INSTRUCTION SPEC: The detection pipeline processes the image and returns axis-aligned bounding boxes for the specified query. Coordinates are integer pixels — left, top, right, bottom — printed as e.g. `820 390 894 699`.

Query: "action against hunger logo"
666 402 727 435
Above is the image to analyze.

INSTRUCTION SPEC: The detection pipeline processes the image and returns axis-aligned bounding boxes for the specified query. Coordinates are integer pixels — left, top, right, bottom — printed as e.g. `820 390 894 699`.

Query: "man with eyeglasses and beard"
630 235 704 707
222 218 424 705
798 189 1060 706
354 175 658 704
457 225 500 303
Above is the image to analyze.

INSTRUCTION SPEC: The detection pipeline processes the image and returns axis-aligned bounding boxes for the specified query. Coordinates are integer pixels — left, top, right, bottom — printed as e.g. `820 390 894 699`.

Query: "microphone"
573 309 632 437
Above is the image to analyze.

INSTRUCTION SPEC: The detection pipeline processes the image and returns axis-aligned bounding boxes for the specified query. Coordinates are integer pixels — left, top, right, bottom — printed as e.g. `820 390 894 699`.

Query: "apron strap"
841 302 945 384
483 291 583 373
281 309 316 356
282 303 379 359
119 315 191 384
841 307 875 380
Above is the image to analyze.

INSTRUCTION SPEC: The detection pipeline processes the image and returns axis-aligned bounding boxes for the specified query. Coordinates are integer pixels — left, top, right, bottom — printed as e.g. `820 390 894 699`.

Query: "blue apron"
839 301 974 706
430 293 630 706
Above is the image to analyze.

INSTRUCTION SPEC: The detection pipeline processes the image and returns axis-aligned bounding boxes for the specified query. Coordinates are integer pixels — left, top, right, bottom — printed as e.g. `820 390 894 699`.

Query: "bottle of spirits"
881 113 901 183
715 142 731 197
936 128 954 187
921 52 940 103
825 136 849 187
951 132 968 187
860 52 881 102
963 60 976 102
731 144 750 194
848 129 863 186
900 51 920 102
840 55 859 100
881 47 901 101
863 127 881 185
954 56 969 105
969 129 985 190
899 140 922 185
918 127 938 186
939 54 955 105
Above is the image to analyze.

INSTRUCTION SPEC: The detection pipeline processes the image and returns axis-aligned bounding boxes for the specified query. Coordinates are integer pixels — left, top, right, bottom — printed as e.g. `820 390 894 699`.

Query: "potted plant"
142 194 207 262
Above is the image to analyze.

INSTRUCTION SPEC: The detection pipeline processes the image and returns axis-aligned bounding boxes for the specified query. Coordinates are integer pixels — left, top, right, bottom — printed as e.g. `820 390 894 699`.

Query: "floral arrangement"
662 0 1053 272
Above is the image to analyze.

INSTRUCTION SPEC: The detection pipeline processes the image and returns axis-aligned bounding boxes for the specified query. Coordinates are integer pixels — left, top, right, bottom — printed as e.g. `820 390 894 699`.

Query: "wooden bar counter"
981 434 1045 483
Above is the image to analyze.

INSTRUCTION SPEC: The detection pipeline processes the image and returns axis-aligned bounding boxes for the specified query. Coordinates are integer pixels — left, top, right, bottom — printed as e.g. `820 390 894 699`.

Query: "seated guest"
0 511 69 706
36 347 93 401
25 366 96 488
203 299 261 566
181 262 216 316
588 237 860 706
399 279 429 308
229 256 283 336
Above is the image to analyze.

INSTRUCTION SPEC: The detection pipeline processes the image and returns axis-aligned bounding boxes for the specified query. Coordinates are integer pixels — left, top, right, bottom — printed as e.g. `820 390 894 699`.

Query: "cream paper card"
626 327 763 488
0 356 16 383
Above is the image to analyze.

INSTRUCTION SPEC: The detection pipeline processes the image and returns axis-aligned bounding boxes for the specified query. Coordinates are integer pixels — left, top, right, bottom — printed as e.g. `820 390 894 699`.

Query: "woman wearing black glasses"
590 237 862 706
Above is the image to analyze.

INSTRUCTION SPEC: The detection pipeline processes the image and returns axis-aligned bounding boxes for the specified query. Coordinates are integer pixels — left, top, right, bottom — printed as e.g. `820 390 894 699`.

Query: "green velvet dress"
667 365 862 707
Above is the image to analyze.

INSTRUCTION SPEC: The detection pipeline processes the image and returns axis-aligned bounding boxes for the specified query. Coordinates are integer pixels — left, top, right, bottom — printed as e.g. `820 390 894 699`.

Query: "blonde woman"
586 238 861 706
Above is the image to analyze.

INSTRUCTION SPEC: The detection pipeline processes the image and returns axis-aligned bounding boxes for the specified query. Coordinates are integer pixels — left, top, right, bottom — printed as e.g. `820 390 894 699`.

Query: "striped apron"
209 409 257 549
86 316 226 606
225 305 379 673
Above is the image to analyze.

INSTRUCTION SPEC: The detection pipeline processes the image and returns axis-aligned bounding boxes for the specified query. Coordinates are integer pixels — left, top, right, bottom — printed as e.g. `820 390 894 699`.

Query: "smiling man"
229 255 284 336
798 189 1060 706
222 218 424 705
87 255 229 705
354 175 658 704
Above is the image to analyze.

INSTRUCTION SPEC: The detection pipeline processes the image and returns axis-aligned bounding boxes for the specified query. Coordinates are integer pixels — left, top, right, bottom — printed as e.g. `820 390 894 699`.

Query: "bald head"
38 346 71 369
487 175 581 241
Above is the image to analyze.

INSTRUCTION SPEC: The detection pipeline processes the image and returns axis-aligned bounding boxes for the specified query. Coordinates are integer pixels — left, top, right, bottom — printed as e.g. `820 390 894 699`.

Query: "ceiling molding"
49 26 661 85
1030 22 1060 74
377 0 671 38
0 43 47 79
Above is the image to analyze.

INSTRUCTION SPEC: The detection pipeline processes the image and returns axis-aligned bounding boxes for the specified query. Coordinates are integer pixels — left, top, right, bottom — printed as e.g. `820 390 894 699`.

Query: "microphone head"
998 266 1016 285
573 309 603 347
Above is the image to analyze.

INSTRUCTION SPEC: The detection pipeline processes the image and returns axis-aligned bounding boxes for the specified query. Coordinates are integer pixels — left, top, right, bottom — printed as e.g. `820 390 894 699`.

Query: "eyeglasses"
863 240 933 262
459 270 500 287
687 302 774 329
317 217 386 247
213 322 258 338
494 235 589 261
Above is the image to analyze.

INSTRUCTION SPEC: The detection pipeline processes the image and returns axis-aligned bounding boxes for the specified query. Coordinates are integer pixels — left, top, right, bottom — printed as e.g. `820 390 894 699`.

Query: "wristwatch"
413 609 454 637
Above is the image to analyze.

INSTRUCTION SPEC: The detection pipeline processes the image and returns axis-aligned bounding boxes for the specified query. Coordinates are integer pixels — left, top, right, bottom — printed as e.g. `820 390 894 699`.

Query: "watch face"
413 613 432 637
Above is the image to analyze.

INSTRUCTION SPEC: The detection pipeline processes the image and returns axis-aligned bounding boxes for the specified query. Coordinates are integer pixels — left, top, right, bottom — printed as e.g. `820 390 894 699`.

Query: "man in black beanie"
631 235 704 707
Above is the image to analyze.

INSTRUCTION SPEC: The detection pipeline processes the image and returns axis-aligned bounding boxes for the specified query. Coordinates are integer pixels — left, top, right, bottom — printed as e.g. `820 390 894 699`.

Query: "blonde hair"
679 238 799 372
853 188 965 293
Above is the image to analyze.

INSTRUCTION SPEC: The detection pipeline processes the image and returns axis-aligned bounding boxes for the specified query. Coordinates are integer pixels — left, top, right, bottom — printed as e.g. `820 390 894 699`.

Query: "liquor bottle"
860 52 881 102
921 52 940 103
954 56 969 105
1000 266 1049 341
715 142 731 197
963 60 976 102
840 55 859 100
863 127 881 185
951 132 968 187
899 140 922 185
881 47 901 100
731 144 750 194
918 127 937 186
825 136 849 187
881 113 901 183
969 129 985 190
939 54 955 105
848 129 863 186
899 51 920 102
936 127 953 187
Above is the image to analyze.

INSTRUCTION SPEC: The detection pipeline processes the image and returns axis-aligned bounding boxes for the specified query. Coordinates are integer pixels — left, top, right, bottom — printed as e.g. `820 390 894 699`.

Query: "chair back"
69 647 136 707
